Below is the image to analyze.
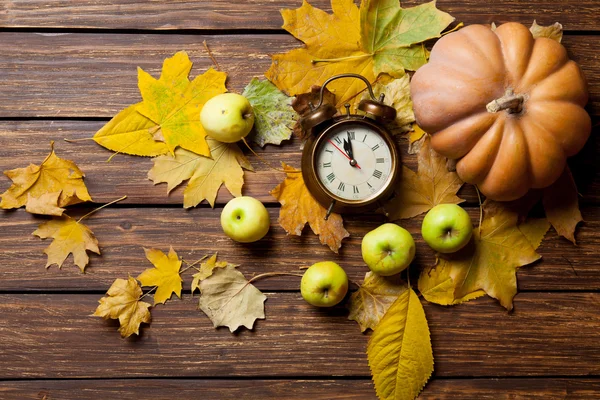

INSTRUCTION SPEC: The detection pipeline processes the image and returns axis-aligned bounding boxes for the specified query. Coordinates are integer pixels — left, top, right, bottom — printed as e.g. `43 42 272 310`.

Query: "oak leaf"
33 215 100 272
437 200 550 310
542 167 582 244
1 142 92 212
198 265 267 332
347 272 407 332
385 135 464 220
530 20 563 43
137 247 183 305
148 138 253 208
242 78 297 147
266 0 454 109
291 85 337 140
93 103 169 157
367 287 433 400
93 276 152 338
270 163 349 253
191 253 238 293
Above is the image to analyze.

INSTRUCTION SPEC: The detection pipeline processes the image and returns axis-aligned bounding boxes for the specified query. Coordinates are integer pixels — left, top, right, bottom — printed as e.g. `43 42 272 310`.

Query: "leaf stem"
139 285 158 301
247 271 305 285
475 185 483 236
63 138 95 143
180 255 209 274
241 138 301 173
203 40 221 71
311 53 373 64
77 195 127 223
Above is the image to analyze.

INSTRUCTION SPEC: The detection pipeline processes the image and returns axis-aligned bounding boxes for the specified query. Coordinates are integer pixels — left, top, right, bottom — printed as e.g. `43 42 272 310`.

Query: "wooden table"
1 1 599 399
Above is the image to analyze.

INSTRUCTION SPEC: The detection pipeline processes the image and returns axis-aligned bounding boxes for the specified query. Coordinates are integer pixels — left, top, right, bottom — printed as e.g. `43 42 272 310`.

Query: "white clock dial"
315 123 393 201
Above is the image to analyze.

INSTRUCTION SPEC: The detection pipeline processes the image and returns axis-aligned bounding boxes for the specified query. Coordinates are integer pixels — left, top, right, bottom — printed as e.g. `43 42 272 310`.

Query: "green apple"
220 196 270 243
300 261 349 307
421 204 473 253
200 93 255 143
361 223 415 276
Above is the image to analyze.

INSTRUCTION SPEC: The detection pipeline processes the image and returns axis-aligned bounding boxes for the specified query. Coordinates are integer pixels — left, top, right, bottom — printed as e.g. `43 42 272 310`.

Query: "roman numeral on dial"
327 173 335 182
373 170 382 179
323 162 331 168
353 185 359 194
347 131 355 140
338 182 345 191
334 137 342 144
376 158 385 163
371 144 380 151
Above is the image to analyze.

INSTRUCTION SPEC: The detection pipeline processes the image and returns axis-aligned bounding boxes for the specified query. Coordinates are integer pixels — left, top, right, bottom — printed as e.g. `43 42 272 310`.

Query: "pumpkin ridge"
459 25 505 79
516 37 569 92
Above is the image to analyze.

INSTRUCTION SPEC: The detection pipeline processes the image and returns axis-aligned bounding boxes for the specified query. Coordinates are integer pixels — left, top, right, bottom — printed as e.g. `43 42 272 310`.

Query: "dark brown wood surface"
1 0 599 399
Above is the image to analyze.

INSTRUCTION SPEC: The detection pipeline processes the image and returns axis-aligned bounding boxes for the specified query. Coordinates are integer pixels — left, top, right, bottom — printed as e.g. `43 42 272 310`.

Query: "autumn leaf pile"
0 0 587 399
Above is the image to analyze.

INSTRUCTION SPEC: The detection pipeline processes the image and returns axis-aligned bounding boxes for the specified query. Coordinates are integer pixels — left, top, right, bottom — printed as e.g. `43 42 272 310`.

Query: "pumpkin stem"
486 89 525 114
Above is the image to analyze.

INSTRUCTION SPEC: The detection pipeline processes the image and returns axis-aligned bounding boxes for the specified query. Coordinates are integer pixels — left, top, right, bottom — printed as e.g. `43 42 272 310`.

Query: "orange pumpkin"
410 22 591 201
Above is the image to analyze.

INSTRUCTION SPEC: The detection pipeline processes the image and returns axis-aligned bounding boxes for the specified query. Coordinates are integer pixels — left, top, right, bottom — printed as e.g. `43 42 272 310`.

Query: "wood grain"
0 120 598 206
0 293 598 379
0 33 598 118
0 207 597 292
1 0 598 31
1 378 599 400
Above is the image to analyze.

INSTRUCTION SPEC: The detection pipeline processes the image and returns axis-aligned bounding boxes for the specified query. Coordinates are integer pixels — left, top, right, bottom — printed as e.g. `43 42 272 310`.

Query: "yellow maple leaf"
1 142 92 212
266 0 454 109
362 74 414 133
93 276 152 338
137 247 183 305
25 192 65 216
191 253 238 294
148 138 253 208
33 215 100 272
542 167 582 244
429 201 550 310
136 52 227 157
347 272 407 332
270 163 349 253
367 287 433 400
385 135 464 220
418 262 486 306
93 103 169 157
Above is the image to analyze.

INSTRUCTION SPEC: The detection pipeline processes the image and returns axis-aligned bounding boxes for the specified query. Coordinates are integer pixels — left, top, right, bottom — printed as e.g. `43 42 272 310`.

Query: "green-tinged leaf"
136 52 227 156
361 0 455 76
348 272 407 332
148 138 253 208
137 247 183 305
198 265 267 332
93 276 152 338
93 103 169 157
242 78 297 147
363 75 414 133
367 288 433 400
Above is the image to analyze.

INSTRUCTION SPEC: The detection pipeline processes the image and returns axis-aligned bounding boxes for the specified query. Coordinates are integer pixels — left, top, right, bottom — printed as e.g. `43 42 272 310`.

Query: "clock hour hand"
343 132 358 167
327 139 361 169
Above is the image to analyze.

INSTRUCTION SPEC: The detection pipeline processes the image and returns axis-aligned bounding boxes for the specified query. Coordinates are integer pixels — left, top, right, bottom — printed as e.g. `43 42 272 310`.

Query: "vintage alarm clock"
300 73 400 218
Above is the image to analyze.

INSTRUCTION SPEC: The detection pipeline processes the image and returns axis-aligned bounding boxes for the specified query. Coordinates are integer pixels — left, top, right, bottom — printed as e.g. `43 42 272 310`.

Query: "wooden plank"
0 293 598 378
1 0 598 31
0 120 598 206
0 206 598 291
0 33 598 118
1 378 599 400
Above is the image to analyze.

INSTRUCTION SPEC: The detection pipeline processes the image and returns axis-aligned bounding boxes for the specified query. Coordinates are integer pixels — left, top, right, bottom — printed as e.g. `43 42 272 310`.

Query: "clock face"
314 123 394 202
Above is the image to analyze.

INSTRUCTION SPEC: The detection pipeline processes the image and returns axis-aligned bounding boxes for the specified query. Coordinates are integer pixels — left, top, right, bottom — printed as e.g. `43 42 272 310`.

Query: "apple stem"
247 272 305 285
241 138 302 174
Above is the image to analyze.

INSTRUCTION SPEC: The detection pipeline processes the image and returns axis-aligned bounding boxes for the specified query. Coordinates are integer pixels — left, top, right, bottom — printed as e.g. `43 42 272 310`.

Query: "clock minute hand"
327 139 361 170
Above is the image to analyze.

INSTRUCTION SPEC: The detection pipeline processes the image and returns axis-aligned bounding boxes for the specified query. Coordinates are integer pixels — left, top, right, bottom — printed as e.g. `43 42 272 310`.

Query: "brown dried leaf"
191 253 238 294
347 272 407 332
530 20 563 43
270 163 349 253
543 167 582 244
386 135 464 220
25 192 65 216
291 85 337 140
